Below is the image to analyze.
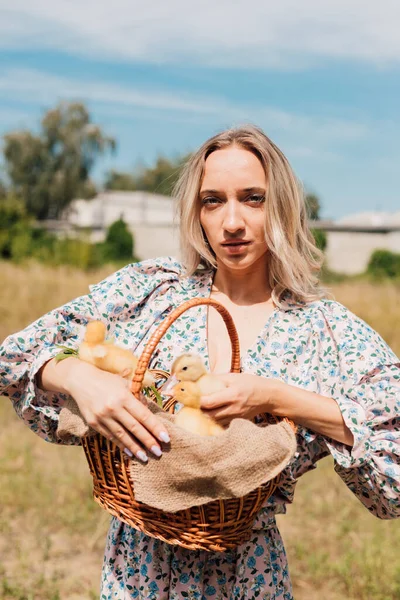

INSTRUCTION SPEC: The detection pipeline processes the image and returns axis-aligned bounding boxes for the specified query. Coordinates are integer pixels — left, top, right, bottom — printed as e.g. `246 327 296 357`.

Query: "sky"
1 0 400 219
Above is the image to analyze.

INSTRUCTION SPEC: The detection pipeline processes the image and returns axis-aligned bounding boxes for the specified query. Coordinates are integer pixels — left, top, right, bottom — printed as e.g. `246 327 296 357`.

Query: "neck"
212 257 272 305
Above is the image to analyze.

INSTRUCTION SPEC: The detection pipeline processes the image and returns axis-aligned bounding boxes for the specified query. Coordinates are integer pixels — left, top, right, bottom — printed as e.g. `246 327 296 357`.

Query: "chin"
217 253 259 270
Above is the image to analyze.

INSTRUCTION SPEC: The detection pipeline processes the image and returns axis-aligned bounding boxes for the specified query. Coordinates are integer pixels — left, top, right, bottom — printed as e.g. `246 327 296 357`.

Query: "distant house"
312 212 400 274
61 190 180 260
57 192 400 275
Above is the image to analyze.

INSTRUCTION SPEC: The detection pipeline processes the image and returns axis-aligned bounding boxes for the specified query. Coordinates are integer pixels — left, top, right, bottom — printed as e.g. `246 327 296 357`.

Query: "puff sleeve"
317 301 400 519
0 257 182 444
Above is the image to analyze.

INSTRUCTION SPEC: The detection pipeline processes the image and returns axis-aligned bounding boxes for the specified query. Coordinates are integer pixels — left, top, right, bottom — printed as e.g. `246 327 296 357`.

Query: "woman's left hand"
200 373 278 425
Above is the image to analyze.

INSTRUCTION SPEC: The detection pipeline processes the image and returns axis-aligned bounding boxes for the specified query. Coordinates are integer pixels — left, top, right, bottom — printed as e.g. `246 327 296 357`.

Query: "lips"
221 240 251 247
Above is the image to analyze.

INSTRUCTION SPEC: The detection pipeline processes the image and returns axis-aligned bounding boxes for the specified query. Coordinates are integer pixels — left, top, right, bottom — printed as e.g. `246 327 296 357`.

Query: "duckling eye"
182 366 188 371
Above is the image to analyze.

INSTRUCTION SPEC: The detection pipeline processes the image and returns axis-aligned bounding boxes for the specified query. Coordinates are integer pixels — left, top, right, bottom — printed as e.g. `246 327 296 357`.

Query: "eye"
246 194 265 204
182 366 188 371
201 196 222 205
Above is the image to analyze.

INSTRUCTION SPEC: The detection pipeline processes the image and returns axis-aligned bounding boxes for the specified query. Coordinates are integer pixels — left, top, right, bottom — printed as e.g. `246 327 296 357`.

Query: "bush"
367 249 400 279
0 200 135 269
49 237 100 270
312 228 327 252
0 196 33 259
99 218 134 262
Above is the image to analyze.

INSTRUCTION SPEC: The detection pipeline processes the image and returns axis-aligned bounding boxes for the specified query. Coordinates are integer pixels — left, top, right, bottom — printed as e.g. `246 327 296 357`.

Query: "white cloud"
1 0 400 68
0 66 369 164
0 68 220 114
0 66 368 137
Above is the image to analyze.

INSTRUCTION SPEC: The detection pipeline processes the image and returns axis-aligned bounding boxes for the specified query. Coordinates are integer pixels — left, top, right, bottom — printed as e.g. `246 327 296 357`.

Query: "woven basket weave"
82 298 295 552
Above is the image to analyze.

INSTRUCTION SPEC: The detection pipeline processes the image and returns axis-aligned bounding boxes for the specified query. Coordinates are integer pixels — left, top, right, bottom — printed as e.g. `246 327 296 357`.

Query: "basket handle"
131 298 240 397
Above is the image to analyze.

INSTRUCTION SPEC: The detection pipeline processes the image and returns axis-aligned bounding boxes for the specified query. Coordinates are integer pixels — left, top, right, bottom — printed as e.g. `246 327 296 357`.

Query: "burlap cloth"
58 397 96 440
57 397 297 513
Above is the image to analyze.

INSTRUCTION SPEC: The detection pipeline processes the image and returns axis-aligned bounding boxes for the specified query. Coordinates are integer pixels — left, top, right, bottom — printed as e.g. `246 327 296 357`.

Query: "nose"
222 199 245 234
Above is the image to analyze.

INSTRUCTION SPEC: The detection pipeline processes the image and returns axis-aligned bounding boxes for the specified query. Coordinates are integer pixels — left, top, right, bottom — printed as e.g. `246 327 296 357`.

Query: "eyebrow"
199 186 266 196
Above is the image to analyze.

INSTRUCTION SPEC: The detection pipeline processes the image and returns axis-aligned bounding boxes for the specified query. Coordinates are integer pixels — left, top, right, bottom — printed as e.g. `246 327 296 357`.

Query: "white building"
63 190 180 260
312 212 400 274
58 192 400 275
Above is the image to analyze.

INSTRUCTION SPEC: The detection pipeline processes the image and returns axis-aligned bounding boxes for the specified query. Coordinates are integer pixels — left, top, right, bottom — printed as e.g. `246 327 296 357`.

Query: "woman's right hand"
50 357 170 461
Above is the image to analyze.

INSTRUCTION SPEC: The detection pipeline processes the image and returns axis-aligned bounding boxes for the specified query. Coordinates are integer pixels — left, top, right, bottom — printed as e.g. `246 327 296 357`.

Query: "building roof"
311 211 400 233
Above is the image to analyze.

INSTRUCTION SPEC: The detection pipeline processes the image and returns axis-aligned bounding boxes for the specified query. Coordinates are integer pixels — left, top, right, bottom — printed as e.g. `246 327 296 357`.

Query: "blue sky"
1 0 400 219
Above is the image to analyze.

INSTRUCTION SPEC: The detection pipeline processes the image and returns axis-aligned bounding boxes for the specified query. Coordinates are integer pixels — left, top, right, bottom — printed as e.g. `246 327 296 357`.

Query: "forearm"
37 356 96 395
262 379 354 447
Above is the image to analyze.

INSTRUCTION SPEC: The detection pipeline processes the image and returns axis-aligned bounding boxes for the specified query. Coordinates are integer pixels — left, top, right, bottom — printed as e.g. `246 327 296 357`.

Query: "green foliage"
311 228 327 251
105 153 191 196
98 217 134 263
0 179 7 199
104 170 137 191
3 101 115 220
0 198 134 269
54 346 79 362
367 249 400 279
319 264 350 284
50 237 101 270
0 194 27 228
305 193 321 220
0 195 32 259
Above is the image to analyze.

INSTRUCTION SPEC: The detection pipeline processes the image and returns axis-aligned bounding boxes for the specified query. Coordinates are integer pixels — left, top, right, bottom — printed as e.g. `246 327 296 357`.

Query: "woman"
1 125 399 600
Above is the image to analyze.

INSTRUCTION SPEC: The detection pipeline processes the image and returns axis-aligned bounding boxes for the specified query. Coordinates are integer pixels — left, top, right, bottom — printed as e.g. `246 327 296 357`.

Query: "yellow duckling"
78 321 155 387
171 353 227 396
173 380 224 436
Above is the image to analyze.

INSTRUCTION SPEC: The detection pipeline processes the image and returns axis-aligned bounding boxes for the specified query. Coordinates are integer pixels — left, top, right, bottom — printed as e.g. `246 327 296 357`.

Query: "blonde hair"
174 124 325 305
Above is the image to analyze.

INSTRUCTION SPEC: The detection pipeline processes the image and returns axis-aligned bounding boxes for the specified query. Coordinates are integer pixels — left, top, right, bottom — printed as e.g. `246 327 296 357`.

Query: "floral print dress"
1 256 399 600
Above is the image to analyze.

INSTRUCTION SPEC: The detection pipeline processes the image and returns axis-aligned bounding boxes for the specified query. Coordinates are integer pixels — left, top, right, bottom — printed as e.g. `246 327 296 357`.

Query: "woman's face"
199 146 268 272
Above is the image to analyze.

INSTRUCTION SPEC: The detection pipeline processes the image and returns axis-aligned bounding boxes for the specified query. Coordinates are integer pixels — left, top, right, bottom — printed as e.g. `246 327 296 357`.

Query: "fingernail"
151 445 162 457
159 431 170 443
136 450 148 463
124 448 133 458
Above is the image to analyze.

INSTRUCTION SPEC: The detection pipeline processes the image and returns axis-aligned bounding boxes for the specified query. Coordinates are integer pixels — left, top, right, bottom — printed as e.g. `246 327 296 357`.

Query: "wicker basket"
82 298 295 552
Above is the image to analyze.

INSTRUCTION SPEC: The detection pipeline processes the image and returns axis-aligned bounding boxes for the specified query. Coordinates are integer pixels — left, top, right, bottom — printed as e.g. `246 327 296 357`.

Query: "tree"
104 170 137 191
312 228 327 252
3 102 116 220
0 180 7 199
367 249 400 279
100 218 134 262
305 193 321 220
104 153 191 196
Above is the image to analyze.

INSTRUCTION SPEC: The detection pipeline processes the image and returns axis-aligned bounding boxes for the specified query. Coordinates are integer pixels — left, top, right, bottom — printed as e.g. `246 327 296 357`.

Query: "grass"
1 261 399 599
0 400 107 600
277 457 400 600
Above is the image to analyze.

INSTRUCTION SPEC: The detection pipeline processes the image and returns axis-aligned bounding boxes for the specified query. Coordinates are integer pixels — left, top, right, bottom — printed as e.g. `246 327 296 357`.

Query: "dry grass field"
0 261 399 600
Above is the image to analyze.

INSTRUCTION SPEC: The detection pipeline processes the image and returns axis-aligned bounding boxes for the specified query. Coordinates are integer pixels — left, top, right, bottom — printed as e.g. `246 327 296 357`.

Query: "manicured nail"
159 431 170 443
124 448 133 457
151 445 162 457
136 450 148 463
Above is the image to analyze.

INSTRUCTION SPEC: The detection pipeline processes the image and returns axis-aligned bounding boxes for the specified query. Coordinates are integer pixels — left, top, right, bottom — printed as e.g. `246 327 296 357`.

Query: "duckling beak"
160 374 179 396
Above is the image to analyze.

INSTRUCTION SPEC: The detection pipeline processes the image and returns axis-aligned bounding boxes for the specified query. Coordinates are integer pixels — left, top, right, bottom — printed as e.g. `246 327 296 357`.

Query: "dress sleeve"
317 300 400 519
0 257 182 445
0 293 97 445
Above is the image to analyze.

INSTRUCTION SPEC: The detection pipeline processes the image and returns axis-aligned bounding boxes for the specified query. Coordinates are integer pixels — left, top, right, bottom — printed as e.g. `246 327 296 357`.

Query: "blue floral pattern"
1 256 399 599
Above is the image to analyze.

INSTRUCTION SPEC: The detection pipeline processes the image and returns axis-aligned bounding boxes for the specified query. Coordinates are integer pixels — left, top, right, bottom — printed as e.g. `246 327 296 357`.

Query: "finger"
125 395 171 445
92 423 147 462
103 415 154 462
205 407 236 422
200 388 234 410
114 408 165 458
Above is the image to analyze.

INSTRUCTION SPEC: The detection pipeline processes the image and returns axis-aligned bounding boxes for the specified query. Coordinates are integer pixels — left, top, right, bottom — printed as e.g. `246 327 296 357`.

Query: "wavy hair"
173 124 325 305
